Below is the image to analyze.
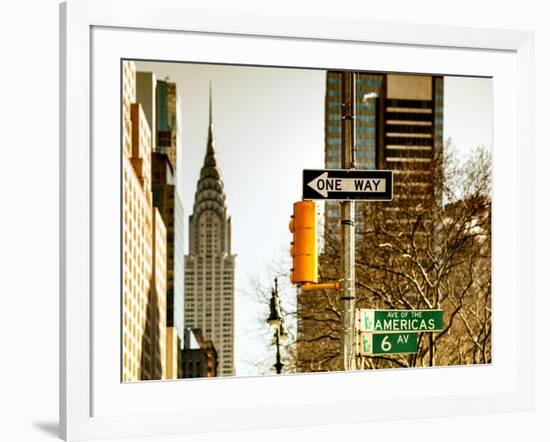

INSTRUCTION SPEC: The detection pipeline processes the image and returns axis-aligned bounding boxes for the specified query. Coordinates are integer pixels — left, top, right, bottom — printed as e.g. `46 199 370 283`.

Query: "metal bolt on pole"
340 71 356 371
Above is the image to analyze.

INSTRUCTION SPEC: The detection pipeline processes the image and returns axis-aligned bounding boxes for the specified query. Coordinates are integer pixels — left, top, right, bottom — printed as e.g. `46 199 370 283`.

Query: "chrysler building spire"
184 84 236 377
207 81 214 153
189 84 231 255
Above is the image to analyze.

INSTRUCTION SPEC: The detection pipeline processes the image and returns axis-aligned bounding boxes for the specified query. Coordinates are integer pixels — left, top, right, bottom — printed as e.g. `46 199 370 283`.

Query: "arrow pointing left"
307 172 329 197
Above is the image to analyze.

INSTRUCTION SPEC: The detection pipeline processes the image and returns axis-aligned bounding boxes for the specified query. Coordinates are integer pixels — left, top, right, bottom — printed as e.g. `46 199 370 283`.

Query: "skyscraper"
141 208 167 380
296 71 444 372
156 79 178 170
323 72 444 242
179 328 218 378
184 89 236 377
150 151 184 379
137 72 184 379
122 61 168 381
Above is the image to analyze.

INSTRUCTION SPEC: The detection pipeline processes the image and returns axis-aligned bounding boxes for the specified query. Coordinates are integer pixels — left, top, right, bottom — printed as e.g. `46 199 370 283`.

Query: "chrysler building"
184 89 236 376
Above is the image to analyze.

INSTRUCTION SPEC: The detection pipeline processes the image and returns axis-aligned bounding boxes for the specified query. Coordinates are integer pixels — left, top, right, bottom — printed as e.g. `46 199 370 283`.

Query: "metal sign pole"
340 71 356 371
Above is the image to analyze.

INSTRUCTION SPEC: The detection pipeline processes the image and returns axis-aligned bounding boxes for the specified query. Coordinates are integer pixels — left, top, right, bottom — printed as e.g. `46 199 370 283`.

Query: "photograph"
121 60 493 381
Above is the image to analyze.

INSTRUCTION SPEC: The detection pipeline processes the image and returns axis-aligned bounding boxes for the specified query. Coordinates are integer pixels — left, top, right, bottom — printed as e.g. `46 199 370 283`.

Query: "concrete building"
141 208 167 380
122 135 152 381
136 71 156 142
179 328 218 378
137 72 184 379
150 151 184 378
122 61 167 381
156 79 178 170
184 91 236 377
122 61 135 159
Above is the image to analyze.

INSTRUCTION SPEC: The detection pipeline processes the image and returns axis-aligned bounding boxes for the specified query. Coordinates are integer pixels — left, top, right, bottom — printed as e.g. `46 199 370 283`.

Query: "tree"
239 256 298 375
294 143 492 371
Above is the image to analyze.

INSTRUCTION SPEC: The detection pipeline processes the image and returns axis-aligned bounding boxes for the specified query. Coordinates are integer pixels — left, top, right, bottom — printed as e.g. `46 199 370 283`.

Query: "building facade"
141 208 167 380
150 151 184 378
156 79 178 169
136 72 184 379
184 93 236 377
122 61 183 382
122 61 169 382
179 328 218 378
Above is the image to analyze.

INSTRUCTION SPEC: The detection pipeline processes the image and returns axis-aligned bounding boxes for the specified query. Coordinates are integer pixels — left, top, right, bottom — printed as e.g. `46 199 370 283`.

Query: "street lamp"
267 278 286 374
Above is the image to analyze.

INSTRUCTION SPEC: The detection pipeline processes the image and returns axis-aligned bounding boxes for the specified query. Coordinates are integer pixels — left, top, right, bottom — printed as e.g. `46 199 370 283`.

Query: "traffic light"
289 200 318 285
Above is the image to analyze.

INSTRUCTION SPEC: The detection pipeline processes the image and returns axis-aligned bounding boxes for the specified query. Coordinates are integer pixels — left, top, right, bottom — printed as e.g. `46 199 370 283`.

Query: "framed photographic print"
60 0 534 440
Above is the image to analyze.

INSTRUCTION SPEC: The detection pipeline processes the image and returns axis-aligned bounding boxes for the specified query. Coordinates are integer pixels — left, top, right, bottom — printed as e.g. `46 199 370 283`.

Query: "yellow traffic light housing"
288 200 340 291
289 200 318 284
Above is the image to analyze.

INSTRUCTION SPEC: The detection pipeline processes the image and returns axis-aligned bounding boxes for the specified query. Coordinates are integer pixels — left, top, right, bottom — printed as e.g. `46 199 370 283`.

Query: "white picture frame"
60 0 534 440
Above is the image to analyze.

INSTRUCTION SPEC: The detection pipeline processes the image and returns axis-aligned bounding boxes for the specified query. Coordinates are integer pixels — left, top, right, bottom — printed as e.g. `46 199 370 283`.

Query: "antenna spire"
207 81 214 154
209 80 213 128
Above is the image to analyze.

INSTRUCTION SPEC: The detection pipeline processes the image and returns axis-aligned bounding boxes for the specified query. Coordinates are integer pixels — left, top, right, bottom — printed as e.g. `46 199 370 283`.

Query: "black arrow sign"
302 169 393 201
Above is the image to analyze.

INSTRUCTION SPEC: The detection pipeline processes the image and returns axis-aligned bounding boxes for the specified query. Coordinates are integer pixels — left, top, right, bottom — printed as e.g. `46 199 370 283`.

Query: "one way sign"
302 169 393 201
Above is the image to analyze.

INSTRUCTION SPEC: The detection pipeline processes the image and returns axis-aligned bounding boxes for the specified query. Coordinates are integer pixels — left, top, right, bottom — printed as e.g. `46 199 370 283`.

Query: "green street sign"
358 309 444 333
357 332 418 355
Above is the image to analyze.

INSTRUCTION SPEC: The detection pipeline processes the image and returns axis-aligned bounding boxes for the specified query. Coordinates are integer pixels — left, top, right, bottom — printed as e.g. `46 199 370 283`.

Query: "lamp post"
267 278 287 374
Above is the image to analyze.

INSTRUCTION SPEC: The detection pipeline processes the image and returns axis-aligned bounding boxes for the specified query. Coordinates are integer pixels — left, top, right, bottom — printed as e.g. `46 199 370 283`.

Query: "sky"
135 61 493 376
